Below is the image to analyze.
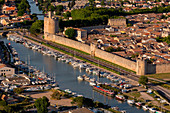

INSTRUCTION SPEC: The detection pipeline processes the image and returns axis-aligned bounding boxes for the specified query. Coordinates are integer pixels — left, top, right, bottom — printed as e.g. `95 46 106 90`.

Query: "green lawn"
129 91 141 98
147 73 170 81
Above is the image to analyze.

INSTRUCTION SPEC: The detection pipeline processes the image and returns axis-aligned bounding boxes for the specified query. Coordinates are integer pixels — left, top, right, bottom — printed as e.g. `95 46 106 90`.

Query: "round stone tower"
44 11 59 40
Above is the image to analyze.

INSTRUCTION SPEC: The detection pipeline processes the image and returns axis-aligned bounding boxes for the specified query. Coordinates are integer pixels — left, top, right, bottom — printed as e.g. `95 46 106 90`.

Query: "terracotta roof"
0 64 7 69
0 15 9 18
5 7 15 11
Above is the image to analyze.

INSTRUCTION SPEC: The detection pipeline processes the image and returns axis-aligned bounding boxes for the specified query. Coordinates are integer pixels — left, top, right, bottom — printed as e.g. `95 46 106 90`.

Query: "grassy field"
125 91 141 99
147 73 170 81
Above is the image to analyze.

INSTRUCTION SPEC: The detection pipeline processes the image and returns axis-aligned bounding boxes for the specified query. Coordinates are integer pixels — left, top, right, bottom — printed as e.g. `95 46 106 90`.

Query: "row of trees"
70 6 170 20
17 0 30 16
60 5 170 29
59 15 108 30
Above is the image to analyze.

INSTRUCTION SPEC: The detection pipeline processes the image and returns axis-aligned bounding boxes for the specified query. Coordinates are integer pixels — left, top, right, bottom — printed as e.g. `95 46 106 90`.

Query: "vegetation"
29 20 44 35
51 90 63 100
63 11 71 19
72 97 94 108
106 47 122 52
139 76 148 85
146 73 170 81
13 88 24 94
65 28 76 39
88 0 95 6
99 84 120 94
129 91 141 98
156 35 170 44
55 5 64 15
0 0 4 9
108 108 121 113
101 0 105 6
68 0 75 9
59 5 170 29
17 0 30 16
35 96 50 113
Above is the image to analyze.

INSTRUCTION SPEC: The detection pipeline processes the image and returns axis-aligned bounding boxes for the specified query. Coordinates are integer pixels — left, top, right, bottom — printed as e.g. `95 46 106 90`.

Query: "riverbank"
5 33 170 112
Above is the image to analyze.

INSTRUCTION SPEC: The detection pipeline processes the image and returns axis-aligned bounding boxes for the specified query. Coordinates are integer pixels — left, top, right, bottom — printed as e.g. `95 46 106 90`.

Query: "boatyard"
0 34 168 113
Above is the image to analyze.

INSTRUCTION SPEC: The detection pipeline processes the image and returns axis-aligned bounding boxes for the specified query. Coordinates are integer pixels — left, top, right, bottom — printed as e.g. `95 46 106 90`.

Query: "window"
9 69 11 71
1 70 3 72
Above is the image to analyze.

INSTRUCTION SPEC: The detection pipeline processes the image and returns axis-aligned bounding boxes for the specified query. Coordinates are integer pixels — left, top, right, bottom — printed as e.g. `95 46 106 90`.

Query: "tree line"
60 5 170 29
17 0 30 16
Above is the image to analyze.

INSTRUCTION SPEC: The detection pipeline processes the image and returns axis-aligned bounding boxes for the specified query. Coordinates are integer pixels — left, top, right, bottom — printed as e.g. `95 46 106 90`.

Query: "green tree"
51 90 62 100
72 97 94 108
101 0 105 6
13 88 24 94
0 100 7 106
29 20 44 34
35 96 50 113
89 0 95 6
65 28 76 39
17 9 25 16
63 11 71 19
139 76 148 85
106 46 114 52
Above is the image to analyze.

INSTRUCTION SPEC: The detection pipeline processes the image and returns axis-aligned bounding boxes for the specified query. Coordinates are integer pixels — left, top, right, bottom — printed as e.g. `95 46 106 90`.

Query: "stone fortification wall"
45 35 170 74
108 19 127 26
52 35 136 71
81 25 109 33
95 49 136 71
155 63 170 74
146 63 170 74
52 35 91 54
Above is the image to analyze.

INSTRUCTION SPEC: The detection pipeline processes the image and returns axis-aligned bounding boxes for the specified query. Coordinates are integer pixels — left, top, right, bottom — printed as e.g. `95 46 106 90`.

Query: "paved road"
16 32 170 103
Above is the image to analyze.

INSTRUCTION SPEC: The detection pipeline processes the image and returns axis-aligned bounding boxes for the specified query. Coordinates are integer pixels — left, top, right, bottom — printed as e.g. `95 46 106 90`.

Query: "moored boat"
77 76 84 81
115 95 125 101
93 85 114 97
127 99 135 105
142 105 149 111
135 102 142 107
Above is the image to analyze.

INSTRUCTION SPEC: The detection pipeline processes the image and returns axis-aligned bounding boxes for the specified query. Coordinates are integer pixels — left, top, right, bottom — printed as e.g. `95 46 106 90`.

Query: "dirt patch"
28 91 73 107
139 92 154 101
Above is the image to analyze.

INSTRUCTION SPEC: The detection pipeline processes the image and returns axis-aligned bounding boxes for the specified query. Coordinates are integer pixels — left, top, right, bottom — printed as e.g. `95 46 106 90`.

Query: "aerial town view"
0 0 170 112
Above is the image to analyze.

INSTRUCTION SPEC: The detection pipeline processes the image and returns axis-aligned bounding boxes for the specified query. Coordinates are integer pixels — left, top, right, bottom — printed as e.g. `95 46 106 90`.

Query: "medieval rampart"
145 63 170 74
44 34 170 75
51 35 136 71
81 25 109 33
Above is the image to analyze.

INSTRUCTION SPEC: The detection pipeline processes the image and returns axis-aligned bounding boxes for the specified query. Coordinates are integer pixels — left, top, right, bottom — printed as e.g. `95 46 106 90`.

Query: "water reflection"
0 38 149 113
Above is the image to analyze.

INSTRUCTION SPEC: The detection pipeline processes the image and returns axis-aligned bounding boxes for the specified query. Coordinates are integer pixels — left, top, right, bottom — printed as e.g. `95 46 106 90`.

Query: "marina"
1 35 150 113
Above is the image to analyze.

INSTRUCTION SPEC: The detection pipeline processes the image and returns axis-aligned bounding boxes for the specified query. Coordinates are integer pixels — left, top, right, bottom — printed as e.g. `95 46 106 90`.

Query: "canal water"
27 0 44 20
0 38 149 113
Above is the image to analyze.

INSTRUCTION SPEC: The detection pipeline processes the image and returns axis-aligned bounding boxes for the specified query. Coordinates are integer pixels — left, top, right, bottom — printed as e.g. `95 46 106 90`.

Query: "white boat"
127 100 134 104
142 105 149 111
65 89 72 93
135 102 142 107
77 76 84 81
115 95 125 101
149 108 157 113
89 82 96 86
